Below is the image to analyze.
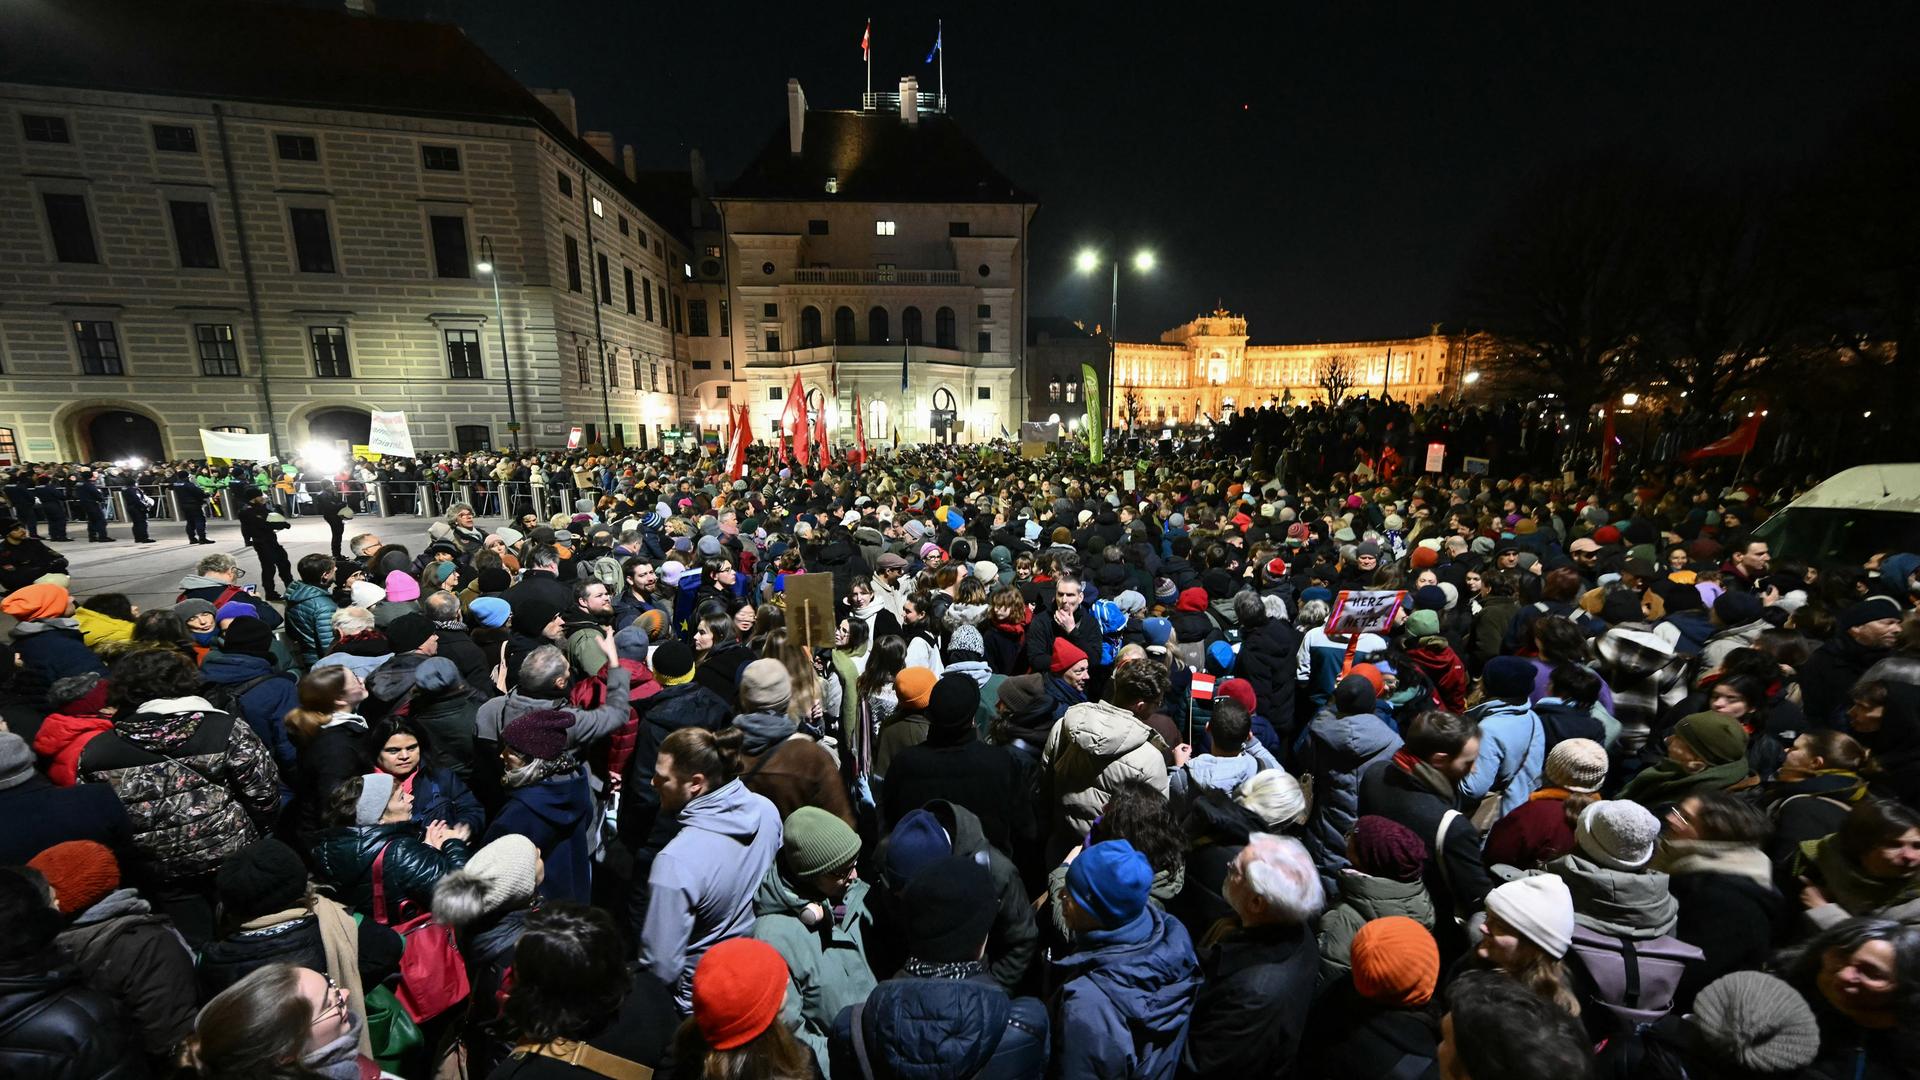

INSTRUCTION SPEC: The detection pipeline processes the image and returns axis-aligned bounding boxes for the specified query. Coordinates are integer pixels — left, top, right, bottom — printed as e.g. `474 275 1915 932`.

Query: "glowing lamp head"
1074 250 1101 274
476 260 494 274
1620 392 1640 406
1132 250 1156 272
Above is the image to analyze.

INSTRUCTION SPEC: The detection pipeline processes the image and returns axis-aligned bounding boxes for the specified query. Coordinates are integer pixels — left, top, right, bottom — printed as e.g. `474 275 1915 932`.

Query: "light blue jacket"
1460 698 1545 817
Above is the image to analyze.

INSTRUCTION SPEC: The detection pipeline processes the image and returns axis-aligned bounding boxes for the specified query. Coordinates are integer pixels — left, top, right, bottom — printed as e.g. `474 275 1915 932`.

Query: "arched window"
1064 380 1079 404
901 306 923 345
799 306 822 348
1047 379 1062 402
934 307 956 348
868 306 889 344
834 306 856 344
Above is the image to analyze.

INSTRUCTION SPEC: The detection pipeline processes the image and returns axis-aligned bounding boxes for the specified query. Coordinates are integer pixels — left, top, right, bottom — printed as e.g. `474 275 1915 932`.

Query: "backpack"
1564 925 1703 1033
579 555 623 591
1535 699 1606 751
199 672 280 717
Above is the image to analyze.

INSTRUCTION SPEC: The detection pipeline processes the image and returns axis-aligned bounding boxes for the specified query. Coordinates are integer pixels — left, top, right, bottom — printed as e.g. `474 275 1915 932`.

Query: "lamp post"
476 237 521 452
1075 247 1154 439
1456 368 1480 405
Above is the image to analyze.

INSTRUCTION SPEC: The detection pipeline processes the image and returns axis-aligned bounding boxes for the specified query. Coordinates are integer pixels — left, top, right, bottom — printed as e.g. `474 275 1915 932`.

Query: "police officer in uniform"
75 470 114 542
172 469 212 544
33 472 71 542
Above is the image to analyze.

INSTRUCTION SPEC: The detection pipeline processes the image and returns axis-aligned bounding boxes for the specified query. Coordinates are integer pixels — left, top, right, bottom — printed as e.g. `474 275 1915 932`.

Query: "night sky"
310 1 1914 345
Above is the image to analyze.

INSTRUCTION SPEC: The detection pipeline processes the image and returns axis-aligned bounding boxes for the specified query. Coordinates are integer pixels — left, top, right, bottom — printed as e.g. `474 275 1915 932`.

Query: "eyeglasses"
311 974 348 1026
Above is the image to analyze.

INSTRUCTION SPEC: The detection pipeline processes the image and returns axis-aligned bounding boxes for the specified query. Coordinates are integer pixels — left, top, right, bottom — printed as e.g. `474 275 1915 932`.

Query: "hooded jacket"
483 767 595 904
1546 852 1680 939
641 778 784 1012
0 950 145 1080
1300 689 1404 891
9 618 105 683
753 869 877 1073
175 573 281 629
1041 700 1171 846
1050 906 1198 1080
53 888 198 1057
735 711 855 828
71 607 133 652
1315 871 1436 987
1460 698 1546 818
870 800 1040 991
30 709 114 787
830 974 1050 1080
198 651 300 777
75 698 280 881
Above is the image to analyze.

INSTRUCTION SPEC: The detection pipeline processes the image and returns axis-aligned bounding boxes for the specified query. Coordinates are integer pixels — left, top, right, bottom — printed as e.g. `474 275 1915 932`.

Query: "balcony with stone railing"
791 267 963 286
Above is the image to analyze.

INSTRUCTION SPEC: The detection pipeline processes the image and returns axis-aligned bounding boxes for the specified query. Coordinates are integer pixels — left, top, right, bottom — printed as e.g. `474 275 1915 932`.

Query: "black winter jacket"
1177 920 1319 1079
830 974 1049 1080
310 821 472 923
1357 758 1494 915
0 952 147 1080
1233 618 1302 739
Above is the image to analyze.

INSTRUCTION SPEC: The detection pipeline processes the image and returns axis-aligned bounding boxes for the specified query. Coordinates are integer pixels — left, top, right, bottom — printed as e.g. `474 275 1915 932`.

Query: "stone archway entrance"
73 407 165 462
308 407 372 450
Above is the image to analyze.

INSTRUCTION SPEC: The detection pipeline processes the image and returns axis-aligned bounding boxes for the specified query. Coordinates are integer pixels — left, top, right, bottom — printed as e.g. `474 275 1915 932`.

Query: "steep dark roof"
0 0 669 235
723 109 1034 204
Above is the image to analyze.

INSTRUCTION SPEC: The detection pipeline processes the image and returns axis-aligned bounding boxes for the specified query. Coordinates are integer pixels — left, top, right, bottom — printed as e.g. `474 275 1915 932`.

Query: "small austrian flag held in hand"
1191 673 1216 701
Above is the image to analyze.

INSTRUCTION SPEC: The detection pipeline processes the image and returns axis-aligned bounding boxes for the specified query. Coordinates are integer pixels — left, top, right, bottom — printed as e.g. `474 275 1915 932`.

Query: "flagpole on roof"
938 20 945 109
863 18 872 101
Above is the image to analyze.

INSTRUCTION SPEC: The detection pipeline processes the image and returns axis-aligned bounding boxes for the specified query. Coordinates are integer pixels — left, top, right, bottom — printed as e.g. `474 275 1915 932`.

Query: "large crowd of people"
2 397 1918 1080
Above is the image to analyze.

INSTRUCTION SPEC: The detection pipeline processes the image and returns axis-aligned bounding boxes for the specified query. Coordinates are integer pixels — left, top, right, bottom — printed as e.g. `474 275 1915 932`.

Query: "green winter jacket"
751 867 876 1077
1316 869 1436 987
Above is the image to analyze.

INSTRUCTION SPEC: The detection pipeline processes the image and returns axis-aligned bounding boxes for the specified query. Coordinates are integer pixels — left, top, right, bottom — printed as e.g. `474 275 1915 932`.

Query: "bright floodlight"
1133 250 1156 271
1464 370 1481 385
1075 250 1101 273
476 260 493 274
1620 392 1640 406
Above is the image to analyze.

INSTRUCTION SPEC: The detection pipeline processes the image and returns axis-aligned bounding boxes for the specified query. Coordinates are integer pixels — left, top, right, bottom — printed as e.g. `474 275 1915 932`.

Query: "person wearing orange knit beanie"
678 937 812 1075
1301 915 1443 1078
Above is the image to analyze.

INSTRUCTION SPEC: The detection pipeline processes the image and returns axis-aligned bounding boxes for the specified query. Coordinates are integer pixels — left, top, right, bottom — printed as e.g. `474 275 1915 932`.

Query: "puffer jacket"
1298 708 1402 891
753 869 877 1074
1315 870 1435 987
0 951 146 1080
1049 906 1198 1080
830 974 1050 1080
1042 700 1171 847
31 709 114 786
310 820 472 923
75 698 280 882
198 651 300 778
282 579 337 665
10 619 106 682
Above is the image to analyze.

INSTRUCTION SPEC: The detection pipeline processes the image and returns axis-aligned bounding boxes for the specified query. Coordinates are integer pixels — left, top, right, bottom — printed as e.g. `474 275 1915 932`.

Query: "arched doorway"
309 408 372 449
84 409 164 462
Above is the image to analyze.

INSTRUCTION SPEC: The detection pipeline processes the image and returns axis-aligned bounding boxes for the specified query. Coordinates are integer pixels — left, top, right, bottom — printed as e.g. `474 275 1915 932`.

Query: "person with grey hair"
175 550 280 629
474 640 630 806
1180 832 1326 1077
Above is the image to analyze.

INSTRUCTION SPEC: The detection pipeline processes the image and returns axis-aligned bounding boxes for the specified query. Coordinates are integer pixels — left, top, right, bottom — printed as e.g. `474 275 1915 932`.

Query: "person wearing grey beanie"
1686 970 1822 1074
309 772 472 924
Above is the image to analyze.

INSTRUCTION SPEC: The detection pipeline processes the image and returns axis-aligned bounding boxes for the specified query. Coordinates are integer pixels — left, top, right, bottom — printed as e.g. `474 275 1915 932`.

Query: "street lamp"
1620 392 1640 407
477 236 521 452
1076 246 1155 436
1455 368 1480 404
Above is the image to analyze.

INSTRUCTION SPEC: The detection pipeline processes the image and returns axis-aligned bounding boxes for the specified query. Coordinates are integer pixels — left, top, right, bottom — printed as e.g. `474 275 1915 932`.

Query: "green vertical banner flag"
1080 362 1104 465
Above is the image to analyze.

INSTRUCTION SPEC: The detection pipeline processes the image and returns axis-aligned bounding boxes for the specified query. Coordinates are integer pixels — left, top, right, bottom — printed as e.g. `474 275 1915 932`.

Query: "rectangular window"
590 197 604 218
429 214 470 278
289 207 336 273
455 425 490 453
641 276 654 320
618 214 629 236
719 300 730 337
688 299 710 337
657 284 667 322
704 245 721 258
564 234 582 291
310 326 350 377
632 356 643 387
73 321 122 374
948 221 970 237
977 386 992 400
765 330 781 351
977 304 992 319
597 252 612 303
153 124 197 152
195 323 240 376
693 360 712 370
715 385 730 399
446 329 483 379
557 170 572 197
874 220 896 236
576 346 590 384
673 297 684 334
0 428 18 465
624 267 637 314
276 133 318 161
43 193 98 263
421 144 461 171
768 386 784 402
762 303 779 318
808 219 829 235
23 114 70 143
977 331 992 352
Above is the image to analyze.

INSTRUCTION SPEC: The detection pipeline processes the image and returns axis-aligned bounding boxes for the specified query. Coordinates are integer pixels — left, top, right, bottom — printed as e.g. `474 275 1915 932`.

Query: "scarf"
1391 749 1458 802
1655 839 1775 889
903 957 988 981
1617 754 1753 808
301 1011 372 1080
1801 834 1920 917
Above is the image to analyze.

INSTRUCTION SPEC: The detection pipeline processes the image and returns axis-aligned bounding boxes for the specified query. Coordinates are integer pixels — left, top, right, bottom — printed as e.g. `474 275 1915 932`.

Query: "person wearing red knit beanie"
678 937 811 1076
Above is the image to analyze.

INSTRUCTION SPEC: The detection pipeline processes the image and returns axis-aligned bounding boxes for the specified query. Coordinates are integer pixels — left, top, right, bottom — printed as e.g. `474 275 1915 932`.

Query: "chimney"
582 130 616 163
786 79 807 156
344 0 374 13
899 76 919 126
621 145 638 182
531 89 578 136
690 148 710 195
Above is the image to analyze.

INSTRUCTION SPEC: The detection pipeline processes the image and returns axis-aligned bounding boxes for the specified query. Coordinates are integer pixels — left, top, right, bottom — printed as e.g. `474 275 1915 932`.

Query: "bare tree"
1315 354 1356 406
1122 387 1144 433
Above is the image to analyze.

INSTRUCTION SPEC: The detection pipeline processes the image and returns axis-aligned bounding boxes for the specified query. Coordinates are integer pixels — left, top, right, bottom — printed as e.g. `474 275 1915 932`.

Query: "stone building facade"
1109 312 1472 430
0 0 688 464
689 78 1036 450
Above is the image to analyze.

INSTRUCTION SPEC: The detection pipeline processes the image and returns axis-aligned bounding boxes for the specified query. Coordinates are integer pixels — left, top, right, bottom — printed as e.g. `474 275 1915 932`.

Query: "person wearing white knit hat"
1545 739 1608 794
1476 874 1579 1013
432 833 541 931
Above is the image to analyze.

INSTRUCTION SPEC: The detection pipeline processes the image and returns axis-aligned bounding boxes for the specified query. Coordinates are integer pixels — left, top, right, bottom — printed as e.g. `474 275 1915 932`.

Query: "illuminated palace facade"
1109 311 1476 428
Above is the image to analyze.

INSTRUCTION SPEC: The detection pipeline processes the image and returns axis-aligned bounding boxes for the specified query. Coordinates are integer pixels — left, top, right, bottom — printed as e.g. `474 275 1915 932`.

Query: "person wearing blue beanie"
882 809 952 889
1054 838 1199 1079
1465 656 1548 818
1480 654 1535 703
1142 617 1173 648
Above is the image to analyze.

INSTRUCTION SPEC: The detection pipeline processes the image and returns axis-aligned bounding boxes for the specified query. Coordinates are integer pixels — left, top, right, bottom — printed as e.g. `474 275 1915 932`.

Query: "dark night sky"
313 1 1915 344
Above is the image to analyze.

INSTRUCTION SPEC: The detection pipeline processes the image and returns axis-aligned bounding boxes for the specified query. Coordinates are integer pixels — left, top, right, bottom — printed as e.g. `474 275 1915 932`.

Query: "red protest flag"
852 393 868 465
791 372 811 469
1680 411 1763 463
815 407 833 468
